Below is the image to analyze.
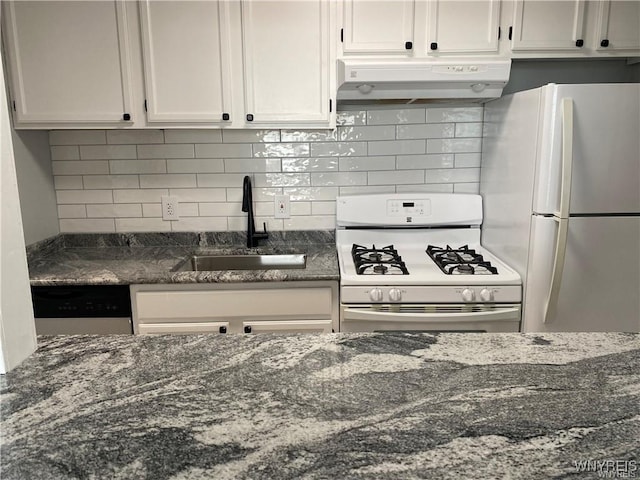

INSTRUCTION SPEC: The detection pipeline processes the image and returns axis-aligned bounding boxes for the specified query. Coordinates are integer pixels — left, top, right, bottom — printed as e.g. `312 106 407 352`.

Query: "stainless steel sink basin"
175 254 306 271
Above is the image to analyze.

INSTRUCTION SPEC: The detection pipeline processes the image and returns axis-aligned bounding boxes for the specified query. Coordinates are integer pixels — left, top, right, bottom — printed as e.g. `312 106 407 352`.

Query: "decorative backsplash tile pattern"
51 106 483 233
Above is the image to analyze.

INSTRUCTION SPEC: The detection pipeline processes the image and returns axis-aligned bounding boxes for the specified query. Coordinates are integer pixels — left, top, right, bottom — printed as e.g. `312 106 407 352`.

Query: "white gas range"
336 193 522 332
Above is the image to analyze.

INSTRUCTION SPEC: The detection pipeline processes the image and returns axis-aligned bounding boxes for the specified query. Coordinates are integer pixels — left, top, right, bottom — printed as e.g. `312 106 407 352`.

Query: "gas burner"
352 244 409 275
427 245 498 275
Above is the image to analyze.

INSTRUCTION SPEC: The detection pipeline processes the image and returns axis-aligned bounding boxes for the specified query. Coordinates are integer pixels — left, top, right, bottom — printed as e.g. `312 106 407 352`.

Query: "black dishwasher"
31 285 133 334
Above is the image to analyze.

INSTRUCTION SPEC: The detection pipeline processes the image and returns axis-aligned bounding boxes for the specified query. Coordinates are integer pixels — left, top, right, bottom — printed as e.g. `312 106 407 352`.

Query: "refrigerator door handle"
545 98 573 324
558 98 574 219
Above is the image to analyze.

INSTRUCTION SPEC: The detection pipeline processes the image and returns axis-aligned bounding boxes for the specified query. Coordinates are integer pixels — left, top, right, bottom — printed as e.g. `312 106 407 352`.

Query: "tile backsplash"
51 106 483 233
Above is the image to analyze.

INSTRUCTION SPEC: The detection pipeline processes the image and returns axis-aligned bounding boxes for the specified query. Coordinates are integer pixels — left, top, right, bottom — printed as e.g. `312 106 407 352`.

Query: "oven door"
340 304 521 332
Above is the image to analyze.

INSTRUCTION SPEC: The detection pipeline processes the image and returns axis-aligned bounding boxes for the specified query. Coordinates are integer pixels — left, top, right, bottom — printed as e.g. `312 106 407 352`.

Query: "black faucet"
242 176 268 248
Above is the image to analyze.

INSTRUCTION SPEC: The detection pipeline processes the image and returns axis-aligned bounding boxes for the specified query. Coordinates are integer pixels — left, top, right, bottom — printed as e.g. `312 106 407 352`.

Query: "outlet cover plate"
274 194 290 219
162 196 179 220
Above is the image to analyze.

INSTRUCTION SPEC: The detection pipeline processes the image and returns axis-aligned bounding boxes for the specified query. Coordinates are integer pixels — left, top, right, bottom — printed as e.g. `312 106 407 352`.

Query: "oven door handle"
342 307 521 322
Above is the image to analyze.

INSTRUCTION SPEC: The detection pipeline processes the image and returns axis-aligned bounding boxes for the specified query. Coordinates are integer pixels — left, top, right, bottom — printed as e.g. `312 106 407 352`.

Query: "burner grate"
352 244 409 275
427 244 498 275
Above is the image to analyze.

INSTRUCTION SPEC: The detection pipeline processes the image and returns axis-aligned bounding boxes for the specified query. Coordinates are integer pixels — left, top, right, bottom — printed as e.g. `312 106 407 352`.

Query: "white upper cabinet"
426 0 501 54
138 1 233 124
510 0 586 52
2 1 134 126
340 0 502 57
240 0 332 126
342 0 415 54
594 1 640 51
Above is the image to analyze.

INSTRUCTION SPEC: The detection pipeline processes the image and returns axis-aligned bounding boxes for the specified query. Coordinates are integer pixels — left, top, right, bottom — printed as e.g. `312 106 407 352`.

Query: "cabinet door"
1 1 134 125
426 0 500 54
594 0 640 51
137 322 230 335
342 0 415 54
138 0 233 124
511 0 586 51
241 0 331 125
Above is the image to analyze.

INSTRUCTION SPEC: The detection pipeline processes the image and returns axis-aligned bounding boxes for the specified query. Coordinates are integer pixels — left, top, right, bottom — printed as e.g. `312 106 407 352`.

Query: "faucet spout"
242 176 268 248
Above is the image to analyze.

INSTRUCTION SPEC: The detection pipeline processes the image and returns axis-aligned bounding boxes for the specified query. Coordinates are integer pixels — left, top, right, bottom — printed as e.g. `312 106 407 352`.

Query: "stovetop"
337 229 521 287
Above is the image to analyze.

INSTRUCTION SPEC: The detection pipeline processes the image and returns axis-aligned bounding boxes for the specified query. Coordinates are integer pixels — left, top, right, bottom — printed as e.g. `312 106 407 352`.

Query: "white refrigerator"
480 83 640 332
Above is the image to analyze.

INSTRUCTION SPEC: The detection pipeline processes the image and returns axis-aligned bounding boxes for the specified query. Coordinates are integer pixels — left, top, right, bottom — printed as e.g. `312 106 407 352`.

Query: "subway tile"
396 154 454 170
139 174 197 189
282 158 338 172
396 123 455 140
283 216 335 230
113 189 167 204
57 190 113 204
253 143 310 158
453 182 480 193
338 125 395 141
60 219 115 233
310 142 367 157
368 170 425 185
311 201 336 215
169 188 226 202
196 143 252 158
455 122 483 138
426 107 483 123
368 139 425 156
339 156 395 171
226 187 281 203
82 175 139 189
255 202 275 216
222 130 280 143
51 146 80 161
115 218 170 233
172 217 228 232
86 204 142 218
138 144 194 159
310 172 367 186
426 168 480 184
57 205 86 219
339 185 396 195
227 216 283 232
367 108 425 125
50 130 106 145
455 153 482 168
282 186 339 201
80 145 137 160
167 158 224 174
280 130 337 142
165 130 222 144
336 110 367 126
142 204 162 217
54 176 83 190
223 158 281 173
176 203 200 217
197 173 246 188
110 159 167 174
397 184 454 193
107 130 164 144
253 173 311 188
290 202 312 216
52 161 109 176
199 202 243 217
426 138 482 154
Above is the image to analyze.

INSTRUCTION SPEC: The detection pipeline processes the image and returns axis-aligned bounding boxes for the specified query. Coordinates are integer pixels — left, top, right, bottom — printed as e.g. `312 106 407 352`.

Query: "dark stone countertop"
1 332 639 479
27 232 339 286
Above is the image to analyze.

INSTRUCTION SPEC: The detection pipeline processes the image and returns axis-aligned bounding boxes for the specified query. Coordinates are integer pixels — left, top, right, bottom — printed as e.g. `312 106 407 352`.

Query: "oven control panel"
342 286 522 304
387 199 431 218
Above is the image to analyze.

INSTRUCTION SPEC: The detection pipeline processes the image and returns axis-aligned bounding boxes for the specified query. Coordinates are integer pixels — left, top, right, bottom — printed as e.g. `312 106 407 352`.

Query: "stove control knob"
480 288 494 301
461 288 476 302
389 288 402 302
369 288 383 302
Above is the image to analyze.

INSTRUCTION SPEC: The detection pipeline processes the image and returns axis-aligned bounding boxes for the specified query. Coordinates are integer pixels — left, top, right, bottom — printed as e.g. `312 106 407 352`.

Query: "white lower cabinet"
131 282 338 334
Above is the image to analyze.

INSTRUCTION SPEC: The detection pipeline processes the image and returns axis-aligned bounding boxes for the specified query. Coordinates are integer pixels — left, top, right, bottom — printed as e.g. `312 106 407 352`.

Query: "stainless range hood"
337 59 511 103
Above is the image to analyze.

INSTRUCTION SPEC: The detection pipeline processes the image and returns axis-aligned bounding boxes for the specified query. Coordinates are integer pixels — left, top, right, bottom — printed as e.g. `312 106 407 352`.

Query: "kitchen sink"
174 254 307 272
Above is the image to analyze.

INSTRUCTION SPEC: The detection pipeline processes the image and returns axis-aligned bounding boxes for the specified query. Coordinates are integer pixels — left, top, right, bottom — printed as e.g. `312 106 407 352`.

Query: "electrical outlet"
161 196 179 220
274 194 290 219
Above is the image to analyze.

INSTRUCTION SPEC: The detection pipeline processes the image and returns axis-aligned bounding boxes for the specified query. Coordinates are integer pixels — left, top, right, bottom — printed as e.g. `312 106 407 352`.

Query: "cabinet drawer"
135 287 333 322
242 320 333 334
137 321 229 335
